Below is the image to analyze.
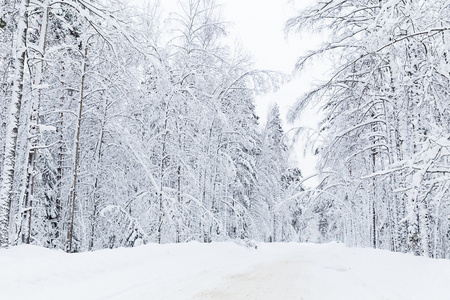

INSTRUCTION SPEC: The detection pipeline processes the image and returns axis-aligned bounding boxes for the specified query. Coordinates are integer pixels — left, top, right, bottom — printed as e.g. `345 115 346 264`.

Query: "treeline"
0 0 303 252
288 0 450 258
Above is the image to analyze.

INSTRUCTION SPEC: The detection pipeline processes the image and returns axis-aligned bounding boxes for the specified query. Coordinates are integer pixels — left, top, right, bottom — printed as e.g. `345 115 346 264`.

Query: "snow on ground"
1 242 449 300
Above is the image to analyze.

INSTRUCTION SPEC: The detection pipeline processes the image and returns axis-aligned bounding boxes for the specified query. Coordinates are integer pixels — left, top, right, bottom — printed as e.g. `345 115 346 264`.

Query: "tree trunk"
89 90 108 251
66 39 89 253
20 1 50 245
55 48 66 248
0 0 30 248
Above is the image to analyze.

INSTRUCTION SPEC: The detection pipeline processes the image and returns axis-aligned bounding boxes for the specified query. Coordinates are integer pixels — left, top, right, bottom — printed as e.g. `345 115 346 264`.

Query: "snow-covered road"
195 243 450 300
195 258 307 299
1 242 449 300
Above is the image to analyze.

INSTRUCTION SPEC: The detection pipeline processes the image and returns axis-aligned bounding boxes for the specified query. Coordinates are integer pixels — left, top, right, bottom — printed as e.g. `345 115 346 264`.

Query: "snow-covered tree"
0 0 296 252
287 0 450 258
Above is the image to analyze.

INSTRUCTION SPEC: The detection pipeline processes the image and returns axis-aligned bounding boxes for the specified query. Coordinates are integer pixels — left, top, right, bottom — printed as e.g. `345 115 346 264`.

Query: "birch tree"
287 0 450 257
0 0 30 248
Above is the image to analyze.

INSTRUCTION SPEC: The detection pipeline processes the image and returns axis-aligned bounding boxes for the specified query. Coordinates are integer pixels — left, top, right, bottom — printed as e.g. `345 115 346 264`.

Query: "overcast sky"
219 0 327 125
222 0 301 72
220 0 326 182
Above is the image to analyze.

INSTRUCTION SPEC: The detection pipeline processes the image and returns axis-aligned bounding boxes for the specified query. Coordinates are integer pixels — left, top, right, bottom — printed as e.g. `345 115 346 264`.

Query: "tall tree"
0 0 30 248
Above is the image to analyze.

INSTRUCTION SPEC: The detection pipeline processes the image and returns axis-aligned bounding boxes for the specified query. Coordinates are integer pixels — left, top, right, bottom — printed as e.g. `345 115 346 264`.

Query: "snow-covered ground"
1 242 449 300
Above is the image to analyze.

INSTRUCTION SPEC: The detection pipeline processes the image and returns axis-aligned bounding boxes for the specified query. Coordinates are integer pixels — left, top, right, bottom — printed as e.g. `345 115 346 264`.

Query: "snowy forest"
0 0 449 260
0 0 300 253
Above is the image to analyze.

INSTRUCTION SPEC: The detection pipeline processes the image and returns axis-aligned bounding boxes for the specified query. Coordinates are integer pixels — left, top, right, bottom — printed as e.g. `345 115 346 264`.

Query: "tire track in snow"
194 259 310 300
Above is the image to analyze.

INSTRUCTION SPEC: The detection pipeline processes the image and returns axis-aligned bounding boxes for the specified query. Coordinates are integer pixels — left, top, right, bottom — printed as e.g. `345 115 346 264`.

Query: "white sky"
222 0 300 72
220 0 327 183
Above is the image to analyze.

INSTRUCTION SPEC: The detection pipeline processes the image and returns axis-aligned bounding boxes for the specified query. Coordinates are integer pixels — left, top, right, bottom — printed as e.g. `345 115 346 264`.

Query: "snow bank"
0 242 449 299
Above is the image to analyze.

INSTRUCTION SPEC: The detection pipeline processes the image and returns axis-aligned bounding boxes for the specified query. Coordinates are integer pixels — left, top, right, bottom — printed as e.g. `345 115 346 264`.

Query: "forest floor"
1 242 449 300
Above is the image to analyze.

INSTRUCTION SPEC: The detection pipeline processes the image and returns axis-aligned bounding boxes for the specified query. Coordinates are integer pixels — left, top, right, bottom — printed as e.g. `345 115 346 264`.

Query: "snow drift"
1 242 449 300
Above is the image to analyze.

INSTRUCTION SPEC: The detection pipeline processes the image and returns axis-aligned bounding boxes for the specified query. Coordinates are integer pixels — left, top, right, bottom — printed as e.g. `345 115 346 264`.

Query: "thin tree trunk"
55 47 66 248
176 164 181 243
21 1 50 244
66 39 89 253
89 91 107 251
0 0 30 248
158 100 170 244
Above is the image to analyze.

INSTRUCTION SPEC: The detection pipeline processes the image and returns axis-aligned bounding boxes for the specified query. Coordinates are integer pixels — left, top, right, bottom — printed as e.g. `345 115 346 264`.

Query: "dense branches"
0 0 302 251
288 0 450 258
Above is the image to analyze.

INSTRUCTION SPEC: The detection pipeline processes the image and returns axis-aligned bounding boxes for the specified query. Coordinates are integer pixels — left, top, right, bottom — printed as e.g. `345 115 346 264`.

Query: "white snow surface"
1 242 449 300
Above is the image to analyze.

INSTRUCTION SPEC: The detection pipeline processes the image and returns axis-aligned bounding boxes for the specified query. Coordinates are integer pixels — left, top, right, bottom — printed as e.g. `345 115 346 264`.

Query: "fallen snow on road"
1 242 449 300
